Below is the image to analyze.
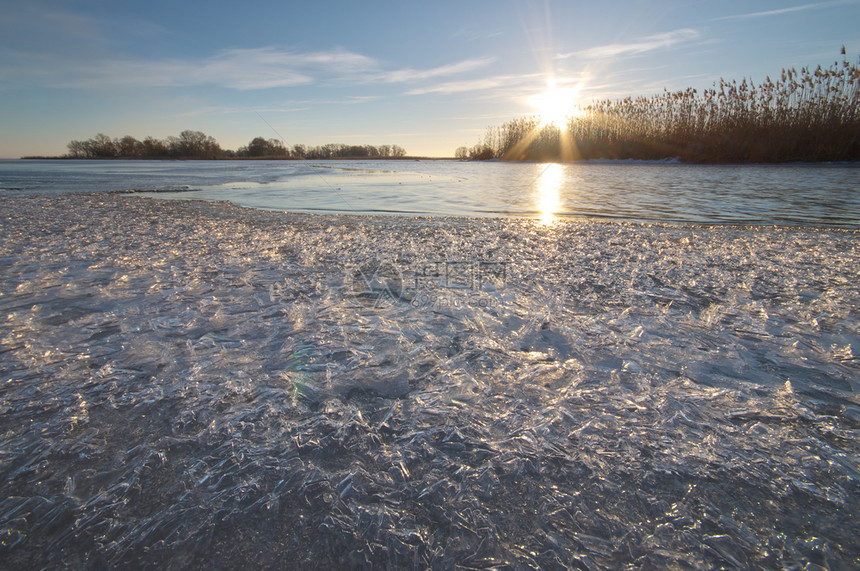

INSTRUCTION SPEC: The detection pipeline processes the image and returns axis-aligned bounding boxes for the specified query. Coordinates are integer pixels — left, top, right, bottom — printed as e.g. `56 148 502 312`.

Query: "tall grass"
466 55 860 163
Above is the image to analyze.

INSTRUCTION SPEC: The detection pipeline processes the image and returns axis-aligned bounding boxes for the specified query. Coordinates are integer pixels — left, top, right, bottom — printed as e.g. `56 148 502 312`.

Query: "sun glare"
531 79 581 128
536 163 563 225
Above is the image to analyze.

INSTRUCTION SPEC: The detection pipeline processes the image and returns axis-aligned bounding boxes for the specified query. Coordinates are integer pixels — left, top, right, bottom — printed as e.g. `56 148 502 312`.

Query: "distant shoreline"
19 155 453 161
16 155 860 165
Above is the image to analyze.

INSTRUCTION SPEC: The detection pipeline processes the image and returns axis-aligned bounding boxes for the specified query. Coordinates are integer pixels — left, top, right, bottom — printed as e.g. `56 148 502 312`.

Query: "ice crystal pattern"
0 195 858 569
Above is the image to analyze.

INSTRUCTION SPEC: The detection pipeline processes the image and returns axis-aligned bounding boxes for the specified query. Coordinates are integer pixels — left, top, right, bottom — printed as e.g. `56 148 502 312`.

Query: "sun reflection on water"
536 163 563 225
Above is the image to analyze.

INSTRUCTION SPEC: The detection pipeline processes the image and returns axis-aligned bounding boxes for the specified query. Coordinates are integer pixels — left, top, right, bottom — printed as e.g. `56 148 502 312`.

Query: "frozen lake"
1 157 859 567
2 158 859 227
1 193 858 568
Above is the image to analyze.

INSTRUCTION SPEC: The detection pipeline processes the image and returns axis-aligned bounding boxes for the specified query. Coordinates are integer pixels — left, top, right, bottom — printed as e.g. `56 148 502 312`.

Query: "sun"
530 79 581 127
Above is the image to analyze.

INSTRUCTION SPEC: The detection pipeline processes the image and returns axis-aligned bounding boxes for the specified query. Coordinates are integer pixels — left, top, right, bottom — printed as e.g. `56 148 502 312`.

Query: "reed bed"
467 55 860 163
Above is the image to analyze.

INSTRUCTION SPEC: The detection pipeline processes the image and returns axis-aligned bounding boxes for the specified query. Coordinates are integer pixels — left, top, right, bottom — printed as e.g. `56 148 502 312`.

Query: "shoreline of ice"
1 194 858 568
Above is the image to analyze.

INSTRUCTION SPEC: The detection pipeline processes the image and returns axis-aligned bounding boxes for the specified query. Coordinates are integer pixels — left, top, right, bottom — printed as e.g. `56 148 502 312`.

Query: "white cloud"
0 46 378 91
406 74 532 96
380 57 496 83
556 29 700 61
124 47 378 90
2 44 502 95
713 1 850 20
451 25 504 42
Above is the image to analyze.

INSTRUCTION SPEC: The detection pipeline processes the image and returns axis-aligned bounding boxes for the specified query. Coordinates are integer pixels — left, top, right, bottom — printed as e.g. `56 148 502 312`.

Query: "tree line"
62 131 407 160
458 51 860 163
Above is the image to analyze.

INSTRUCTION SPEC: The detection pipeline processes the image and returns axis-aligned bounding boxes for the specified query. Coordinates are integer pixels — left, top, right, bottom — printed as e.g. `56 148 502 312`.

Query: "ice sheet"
1 194 858 568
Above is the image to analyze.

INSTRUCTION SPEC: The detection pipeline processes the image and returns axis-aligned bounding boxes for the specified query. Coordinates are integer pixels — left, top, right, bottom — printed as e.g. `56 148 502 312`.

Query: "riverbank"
1 194 858 568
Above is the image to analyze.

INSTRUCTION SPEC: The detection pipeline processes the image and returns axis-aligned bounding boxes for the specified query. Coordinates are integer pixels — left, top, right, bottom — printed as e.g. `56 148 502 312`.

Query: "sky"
1 0 858 158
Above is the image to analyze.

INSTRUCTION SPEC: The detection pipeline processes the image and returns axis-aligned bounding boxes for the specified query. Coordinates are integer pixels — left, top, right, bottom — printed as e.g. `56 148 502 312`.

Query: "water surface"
1 159 858 227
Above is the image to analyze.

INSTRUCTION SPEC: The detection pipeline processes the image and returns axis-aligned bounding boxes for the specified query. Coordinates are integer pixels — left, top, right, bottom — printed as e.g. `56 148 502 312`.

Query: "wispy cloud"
0 3 107 52
198 47 378 89
102 47 376 90
713 0 849 20
176 95 386 117
380 57 496 83
0 46 377 90
451 26 504 42
556 28 700 61
2 44 500 96
406 78 505 95
175 104 312 117
1 2 499 96
405 74 532 96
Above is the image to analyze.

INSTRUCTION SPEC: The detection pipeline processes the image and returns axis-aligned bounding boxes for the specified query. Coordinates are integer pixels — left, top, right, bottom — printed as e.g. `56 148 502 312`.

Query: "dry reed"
465 55 860 163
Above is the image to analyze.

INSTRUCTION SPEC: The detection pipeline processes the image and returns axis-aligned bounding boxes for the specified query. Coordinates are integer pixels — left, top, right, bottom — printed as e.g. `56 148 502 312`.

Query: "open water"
1 159 859 227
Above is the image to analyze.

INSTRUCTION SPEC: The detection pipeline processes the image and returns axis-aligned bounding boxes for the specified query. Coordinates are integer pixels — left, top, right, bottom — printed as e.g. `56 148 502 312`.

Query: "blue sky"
1 0 858 158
